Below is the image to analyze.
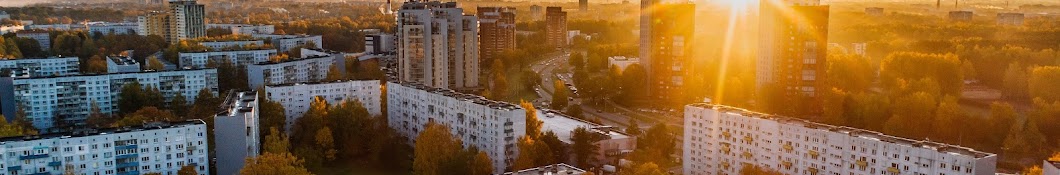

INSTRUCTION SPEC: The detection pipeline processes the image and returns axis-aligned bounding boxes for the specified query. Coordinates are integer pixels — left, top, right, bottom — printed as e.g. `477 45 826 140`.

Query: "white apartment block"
0 120 209 175
87 23 138 35
15 30 50 51
25 24 81 31
363 29 396 55
0 57 79 78
682 104 997 175
1045 160 1060 175
0 69 219 130
107 56 141 73
206 24 275 35
265 80 381 131
198 40 265 50
396 1 480 90
607 56 640 73
246 55 333 89
177 49 277 69
504 163 586 175
251 34 322 53
300 48 347 76
386 81 524 173
214 91 260 175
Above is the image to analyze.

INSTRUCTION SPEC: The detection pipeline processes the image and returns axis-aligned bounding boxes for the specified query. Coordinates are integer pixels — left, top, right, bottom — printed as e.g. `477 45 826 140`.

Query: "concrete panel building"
251 34 322 53
246 55 333 88
0 57 80 78
639 3 694 104
206 24 275 35
214 91 260 175
88 23 138 35
0 120 209 175
757 0 829 115
363 29 396 55
265 80 381 131
682 104 997 175
477 7 517 69
15 30 50 51
168 0 206 43
386 81 525 173
396 1 480 90
198 40 266 50
538 110 635 165
177 49 277 69
106 56 142 73
545 7 567 49
0 69 219 130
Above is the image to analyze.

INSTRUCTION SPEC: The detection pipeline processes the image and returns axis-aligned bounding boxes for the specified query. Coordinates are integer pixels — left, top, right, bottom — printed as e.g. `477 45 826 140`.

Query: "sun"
715 0 755 9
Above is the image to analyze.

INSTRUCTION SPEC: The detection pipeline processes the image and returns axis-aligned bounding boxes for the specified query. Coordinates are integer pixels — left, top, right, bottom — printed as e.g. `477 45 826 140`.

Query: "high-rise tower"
639 0 695 105
545 7 568 49
396 1 480 90
477 7 517 70
756 0 830 115
168 0 206 43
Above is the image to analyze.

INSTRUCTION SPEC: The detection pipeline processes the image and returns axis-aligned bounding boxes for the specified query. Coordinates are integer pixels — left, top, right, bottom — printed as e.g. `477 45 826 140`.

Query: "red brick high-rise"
477 7 516 69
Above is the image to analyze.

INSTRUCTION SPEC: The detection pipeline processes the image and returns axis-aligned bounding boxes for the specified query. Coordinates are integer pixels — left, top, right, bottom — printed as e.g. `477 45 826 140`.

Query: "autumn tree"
291 97 329 166
177 165 197 175
618 162 665 175
1002 117 1047 161
882 92 937 139
490 60 509 100
1003 62 1030 101
146 56 165 70
552 80 569 110
933 96 965 143
263 127 290 154
1029 66 1060 102
412 122 463 175
84 55 108 74
325 65 344 81
880 52 963 97
739 164 783 175
469 152 493 175
571 127 599 167
828 52 873 93
522 100 542 139
240 152 313 175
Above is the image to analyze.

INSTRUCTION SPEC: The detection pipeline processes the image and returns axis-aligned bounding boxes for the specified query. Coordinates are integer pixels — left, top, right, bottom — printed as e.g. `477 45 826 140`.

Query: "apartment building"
107 56 142 73
265 80 381 131
0 69 219 129
757 0 829 115
214 91 260 175
0 120 209 175
504 163 586 175
300 48 347 76
198 40 266 50
638 3 694 104
363 29 396 55
1045 159 1060 175
88 22 138 35
477 7 516 69
396 1 480 90
545 7 567 49
0 57 79 78
206 24 275 35
138 12 171 41
246 55 333 88
682 104 997 175
538 110 635 165
177 49 277 68
251 34 322 53
386 81 525 173
168 0 206 43
15 30 50 51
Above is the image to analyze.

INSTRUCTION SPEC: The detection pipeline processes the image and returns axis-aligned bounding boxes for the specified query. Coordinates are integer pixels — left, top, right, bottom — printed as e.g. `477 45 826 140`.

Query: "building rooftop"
265 79 381 88
108 55 139 65
538 109 629 144
689 103 996 159
503 163 586 175
1049 160 1060 169
9 67 215 79
0 120 206 143
392 81 520 111
217 91 256 117
254 54 331 65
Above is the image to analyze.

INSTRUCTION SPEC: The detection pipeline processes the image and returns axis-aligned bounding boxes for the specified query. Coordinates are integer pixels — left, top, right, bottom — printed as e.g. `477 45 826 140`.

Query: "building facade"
0 57 79 78
168 0 206 43
682 104 997 175
477 7 517 70
396 1 480 90
214 91 260 175
545 7 568 49
198 40 266 50
607 56 640 74
363 29 396 55
206 24 275 35
137 12 171 41
949 11 974 21
756 0 829 115
1045 160 1060 175
251 34 322 53
504 163 586 175
0 120 209 175
639 3 694 104
246 55 333 88
997 13 1025 26
265 80 381 131
386 81 525 173
15 30 50 51
88 23 138 35
0 69 219 129
177 49 277 69
538 110 634 165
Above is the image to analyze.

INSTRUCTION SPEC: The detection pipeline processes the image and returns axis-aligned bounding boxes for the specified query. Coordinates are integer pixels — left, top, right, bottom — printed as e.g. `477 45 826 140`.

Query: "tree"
551 80 569 110
117 81 144 114
565 105 584 120
618 64 647 104
1029 66 1060 102
1002 117 1047 161
168 93 189 118
290 97 328 166
258 92 286 133
514 137 542 170
114 107 175 127
880 52 963 97
1003 62 1030 101
882 92 937 139
85 55 108 74
177 165 198 175
739 164 783 175
540 131 569 164
933 96 965 143
491 60 509 100
626 118 641 136
961 60 977 81
521 101 542 139
239 152 313 175
570 52 585 70
618 162 665 175
15 37 42 58
413 122 463 175
146 56 165 70
0 115 35 137
263 127 290 154
571 127 599 167
325 64 344 81
315 127 337 162
469 152 493 175
988 102 1018 144
1023 166 1043 175
630 123 676 167
828 53 873 92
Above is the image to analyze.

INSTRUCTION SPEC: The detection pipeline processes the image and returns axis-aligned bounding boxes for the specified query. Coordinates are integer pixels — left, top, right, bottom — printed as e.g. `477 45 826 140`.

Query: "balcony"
116 162 139 168
19 154 48 160
116 154 138 159
117 171 140 175
116 145 137 150
48 161 61 166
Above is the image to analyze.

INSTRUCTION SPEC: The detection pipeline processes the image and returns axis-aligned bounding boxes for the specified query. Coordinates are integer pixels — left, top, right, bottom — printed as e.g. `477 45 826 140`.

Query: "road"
528 51 656 131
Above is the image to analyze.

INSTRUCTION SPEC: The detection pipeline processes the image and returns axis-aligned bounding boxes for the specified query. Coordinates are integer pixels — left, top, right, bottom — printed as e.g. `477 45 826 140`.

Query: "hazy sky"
0 0 55 7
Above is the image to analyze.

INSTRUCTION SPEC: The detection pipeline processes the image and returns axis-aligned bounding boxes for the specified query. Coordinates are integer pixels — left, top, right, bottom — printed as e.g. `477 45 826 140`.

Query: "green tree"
258 92 286 133
325 64 344 81
551 80 569 110
1029 66 1060 102
1001 118 1047 161
571 127 599 167
618 64 647 104
565 105 584 120
626 118 641 136
570 52 585 70
14 37 42 58
117 81 144 114
540 131 569 164
988 102 1018 144
490 60 509 100
168 93 189 118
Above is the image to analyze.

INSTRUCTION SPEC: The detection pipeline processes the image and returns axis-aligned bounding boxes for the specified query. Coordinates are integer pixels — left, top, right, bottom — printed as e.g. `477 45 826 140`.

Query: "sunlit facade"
683 103 998 175
265 80 382 132
477 7 517 70
545 7 568 49
639 2 694 104
396 1 480 90
756 0 829 114
168 0 206 43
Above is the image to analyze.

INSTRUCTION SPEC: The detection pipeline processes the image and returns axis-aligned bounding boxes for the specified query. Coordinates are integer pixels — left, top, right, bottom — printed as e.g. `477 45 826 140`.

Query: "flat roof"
390 81 520 110
689 103 995 158
0 120 206 143
504 163 585 175
538 109 629 144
